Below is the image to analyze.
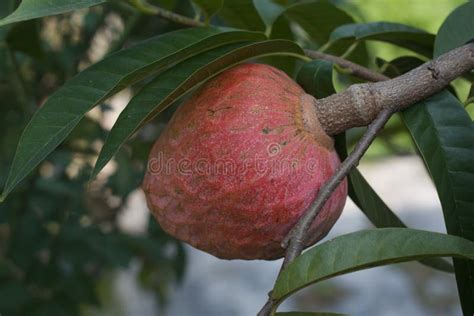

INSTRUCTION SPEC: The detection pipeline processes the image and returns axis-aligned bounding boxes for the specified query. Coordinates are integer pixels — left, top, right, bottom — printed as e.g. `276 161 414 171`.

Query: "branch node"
427 64 440 79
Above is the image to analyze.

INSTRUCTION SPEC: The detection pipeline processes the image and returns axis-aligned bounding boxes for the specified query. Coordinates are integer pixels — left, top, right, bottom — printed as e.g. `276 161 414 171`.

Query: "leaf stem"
304 48 388 82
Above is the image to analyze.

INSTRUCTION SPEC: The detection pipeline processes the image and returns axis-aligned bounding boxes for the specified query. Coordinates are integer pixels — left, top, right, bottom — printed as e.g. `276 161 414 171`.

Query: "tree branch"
128 0 205 27
258 42 474 316
312 43 474 135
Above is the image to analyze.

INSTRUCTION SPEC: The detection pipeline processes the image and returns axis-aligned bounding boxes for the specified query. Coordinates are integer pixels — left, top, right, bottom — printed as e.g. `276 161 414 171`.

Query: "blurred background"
0 0 470 315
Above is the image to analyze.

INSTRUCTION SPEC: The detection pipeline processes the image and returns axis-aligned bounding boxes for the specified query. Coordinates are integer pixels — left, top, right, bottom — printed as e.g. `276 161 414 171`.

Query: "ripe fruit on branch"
143 63 347 260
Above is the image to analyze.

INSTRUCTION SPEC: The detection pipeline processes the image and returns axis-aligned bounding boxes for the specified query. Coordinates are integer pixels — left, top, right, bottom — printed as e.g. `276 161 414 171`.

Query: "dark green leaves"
272 2 353 47
92 39 304 177
0 0 105 27
329 22 435 57
217 0 265 31
192 0 223 23
401 91 474 314
0 27 266 201
272 228 474 301
296 59 336 98
434 1 474 57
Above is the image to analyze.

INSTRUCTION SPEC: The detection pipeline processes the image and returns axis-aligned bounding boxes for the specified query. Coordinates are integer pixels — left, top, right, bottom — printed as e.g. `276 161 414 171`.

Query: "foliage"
0 0 473 315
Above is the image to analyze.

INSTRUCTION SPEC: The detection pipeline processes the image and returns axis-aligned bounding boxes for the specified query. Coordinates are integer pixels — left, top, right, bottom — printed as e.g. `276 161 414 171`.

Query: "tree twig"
128 0 204 27
281 108 393 264
304 49 388 82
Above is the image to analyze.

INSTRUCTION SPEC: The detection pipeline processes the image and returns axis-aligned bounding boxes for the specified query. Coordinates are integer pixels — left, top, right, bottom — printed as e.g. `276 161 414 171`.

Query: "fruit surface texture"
143 63 347 260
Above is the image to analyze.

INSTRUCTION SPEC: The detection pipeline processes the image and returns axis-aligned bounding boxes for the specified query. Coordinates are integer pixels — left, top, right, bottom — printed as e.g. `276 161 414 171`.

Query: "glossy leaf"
329 22 435 57
272 228 474 301
0 0 105 27
253 0 285 28
92 39 304 177
273 1 353 47
192 0 223 23
401 91 474 315
218 0 265 31
271 1 368 68
0 27 266 201
434 1 474 57
296 59 336 98
297 59 453 273
262 9 296 76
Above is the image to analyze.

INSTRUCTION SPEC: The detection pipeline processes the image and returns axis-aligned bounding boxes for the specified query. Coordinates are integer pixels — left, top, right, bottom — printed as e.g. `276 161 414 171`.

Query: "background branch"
128 0 204 27
304 49 388 82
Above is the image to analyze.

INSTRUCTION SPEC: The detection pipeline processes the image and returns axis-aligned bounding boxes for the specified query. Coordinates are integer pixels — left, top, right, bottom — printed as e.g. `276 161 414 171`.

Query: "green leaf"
434 1 474 57
296 59 453 273
92 39 304 178
261 11 297 76
375 56 424 78
401 91 474 315
329 22 435 58
296 59 336 98
272 228 474 302
270 1 369 68
0 27 266 200
272 1 354 47
253 0 285 28
192 0 223 23
0 0 106 27
218 0 265 31
276 313 346 316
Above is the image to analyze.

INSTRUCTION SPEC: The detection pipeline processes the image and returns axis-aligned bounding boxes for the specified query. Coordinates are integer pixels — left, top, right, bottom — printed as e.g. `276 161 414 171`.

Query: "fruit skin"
143 63 347 260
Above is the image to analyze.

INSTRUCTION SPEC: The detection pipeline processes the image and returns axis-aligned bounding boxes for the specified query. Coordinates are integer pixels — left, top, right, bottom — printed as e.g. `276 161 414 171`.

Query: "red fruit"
143 63 347 260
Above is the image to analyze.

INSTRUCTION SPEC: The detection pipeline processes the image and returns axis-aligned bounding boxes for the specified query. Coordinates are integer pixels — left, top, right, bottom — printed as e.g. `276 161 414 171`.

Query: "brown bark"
314 43 474 136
